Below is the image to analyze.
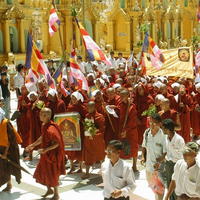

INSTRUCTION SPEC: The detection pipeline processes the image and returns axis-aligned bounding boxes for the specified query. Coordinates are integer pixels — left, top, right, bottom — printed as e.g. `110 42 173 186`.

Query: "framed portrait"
54 112 81 151
178 48 190 62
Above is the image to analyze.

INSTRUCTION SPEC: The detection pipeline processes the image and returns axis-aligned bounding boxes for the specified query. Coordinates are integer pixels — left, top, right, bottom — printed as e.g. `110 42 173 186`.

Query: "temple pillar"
19 19 26 53
95 21 101 45
125 21 131 51
132 17 138 48
65 15 73 53
42 22 49 54
3 20 10 53
107 21 114 50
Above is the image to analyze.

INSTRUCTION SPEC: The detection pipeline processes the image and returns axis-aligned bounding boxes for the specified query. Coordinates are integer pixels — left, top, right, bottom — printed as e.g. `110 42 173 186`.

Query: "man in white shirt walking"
141 113 167 200
101 140 136 200
165 142 200 200
162 119 185 200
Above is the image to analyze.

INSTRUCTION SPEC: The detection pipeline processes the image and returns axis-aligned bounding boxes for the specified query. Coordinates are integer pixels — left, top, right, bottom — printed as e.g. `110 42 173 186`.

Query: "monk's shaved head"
41 108 52 116
40 108 52 123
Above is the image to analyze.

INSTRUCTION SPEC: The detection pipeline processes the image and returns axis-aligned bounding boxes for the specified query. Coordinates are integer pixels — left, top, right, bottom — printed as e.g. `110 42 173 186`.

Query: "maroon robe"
17 96 32 148
118 102 139 159
33 121 66 187
191 93 200 136
83 111 105 165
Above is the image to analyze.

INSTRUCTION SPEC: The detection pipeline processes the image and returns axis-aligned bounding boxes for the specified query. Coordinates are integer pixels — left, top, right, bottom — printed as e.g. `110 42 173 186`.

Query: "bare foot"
41 188 54 198
2 184 12 192
81 174 90 179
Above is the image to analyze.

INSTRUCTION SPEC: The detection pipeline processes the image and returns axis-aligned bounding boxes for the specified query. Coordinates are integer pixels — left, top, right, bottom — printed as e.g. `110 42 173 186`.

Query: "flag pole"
52 0 71 87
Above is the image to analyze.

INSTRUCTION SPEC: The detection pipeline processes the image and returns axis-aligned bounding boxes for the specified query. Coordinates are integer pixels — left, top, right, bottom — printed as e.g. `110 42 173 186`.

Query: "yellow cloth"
145 47 194 79
0 119 22 147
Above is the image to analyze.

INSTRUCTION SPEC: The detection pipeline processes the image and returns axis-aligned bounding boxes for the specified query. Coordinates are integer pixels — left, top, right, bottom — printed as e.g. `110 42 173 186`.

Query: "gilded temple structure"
0 0 199 65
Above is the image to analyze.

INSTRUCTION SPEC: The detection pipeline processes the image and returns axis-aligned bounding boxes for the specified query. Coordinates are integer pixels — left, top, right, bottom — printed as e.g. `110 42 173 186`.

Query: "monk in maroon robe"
118 89 139 173
159 98 181 131
16 86 32 158
82 101 105 179
46 89 66 118
191 84 200 139
66 91 87 173
175 85 193 142
104 88 120 145
135 84 154 145
26 108 66 200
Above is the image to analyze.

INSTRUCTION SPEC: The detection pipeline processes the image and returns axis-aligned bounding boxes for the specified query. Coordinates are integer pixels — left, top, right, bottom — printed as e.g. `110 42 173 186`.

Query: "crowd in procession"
0 51 200 200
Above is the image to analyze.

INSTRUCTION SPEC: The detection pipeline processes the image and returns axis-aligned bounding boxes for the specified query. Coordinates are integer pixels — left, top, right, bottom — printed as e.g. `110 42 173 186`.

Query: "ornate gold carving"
2 6 25 20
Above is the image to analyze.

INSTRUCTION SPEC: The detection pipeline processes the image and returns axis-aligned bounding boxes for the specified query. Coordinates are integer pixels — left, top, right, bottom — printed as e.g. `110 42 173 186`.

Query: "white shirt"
0 86 2 100
142 128 167 172
108 57 116 68
172 159 200 198
14 72 24 90
84 62 93 74
116 58 126 67
101 158 136 198
77 61 86 74
166 133 185 163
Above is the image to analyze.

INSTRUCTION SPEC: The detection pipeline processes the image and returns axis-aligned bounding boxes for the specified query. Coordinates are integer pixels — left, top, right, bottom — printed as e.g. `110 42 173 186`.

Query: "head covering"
94 78 105 86
183 142 199 154
195 83 200 90
92 89 101 97
48 89 58 97
171 82 180 89
101 74 110 83
153 81 163 89
62 75 68 81
87 73 95 79
113 83 121 89
0 107 5 123
155 94 165 101
27 91 38 101
71 91 84 102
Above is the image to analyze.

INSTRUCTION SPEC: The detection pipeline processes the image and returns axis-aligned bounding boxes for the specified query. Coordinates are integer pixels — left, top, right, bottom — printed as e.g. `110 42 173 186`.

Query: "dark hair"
108 140 123 150
150 113 162 123
118 52 123 56
162 119 175 132
77 56 82 60
16 64 24 72
110 51 114 55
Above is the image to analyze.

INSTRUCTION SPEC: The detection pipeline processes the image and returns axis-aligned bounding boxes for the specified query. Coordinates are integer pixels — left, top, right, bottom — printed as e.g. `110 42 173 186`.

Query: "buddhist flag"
53 63 64 83
49 6 61 36
75 18 111 66
70 49 89 91
25 33 55 88
140 33 165 73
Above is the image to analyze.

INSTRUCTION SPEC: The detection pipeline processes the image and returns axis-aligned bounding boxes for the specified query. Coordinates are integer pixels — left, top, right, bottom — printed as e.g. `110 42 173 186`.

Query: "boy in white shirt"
101 140 136 200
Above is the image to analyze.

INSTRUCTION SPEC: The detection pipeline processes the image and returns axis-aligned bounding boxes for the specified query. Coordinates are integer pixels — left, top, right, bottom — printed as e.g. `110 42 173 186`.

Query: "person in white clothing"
165 142 200 200
141 113 167 200
108 51 116 69
162 119 185 200
14 64 25 98
101 140 136 200
116 53 126 68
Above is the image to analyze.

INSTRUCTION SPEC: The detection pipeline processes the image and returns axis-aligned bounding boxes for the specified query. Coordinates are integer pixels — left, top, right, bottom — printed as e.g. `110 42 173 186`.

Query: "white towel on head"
71 91 84 102
48 89 58 97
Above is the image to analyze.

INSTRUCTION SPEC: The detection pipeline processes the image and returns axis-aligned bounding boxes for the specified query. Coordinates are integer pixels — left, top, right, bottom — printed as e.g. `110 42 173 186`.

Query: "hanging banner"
145 47 194 79
54 112 81 151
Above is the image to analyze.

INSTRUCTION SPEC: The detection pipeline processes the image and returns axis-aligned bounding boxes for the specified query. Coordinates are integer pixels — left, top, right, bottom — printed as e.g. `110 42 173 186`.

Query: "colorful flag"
25 69 39 83
25 33 55 88
53 62 64 83
196 51 200 67
140 32 165 73
75 18 111 66
70 49 89 91
49 6 61 36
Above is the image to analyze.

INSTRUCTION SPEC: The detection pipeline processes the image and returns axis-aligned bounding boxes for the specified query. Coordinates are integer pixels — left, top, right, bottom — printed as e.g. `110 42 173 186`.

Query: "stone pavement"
0 92 155 200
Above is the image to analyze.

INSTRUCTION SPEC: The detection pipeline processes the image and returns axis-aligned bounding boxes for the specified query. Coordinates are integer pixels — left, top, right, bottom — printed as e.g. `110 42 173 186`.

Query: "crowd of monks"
15 60 200 183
